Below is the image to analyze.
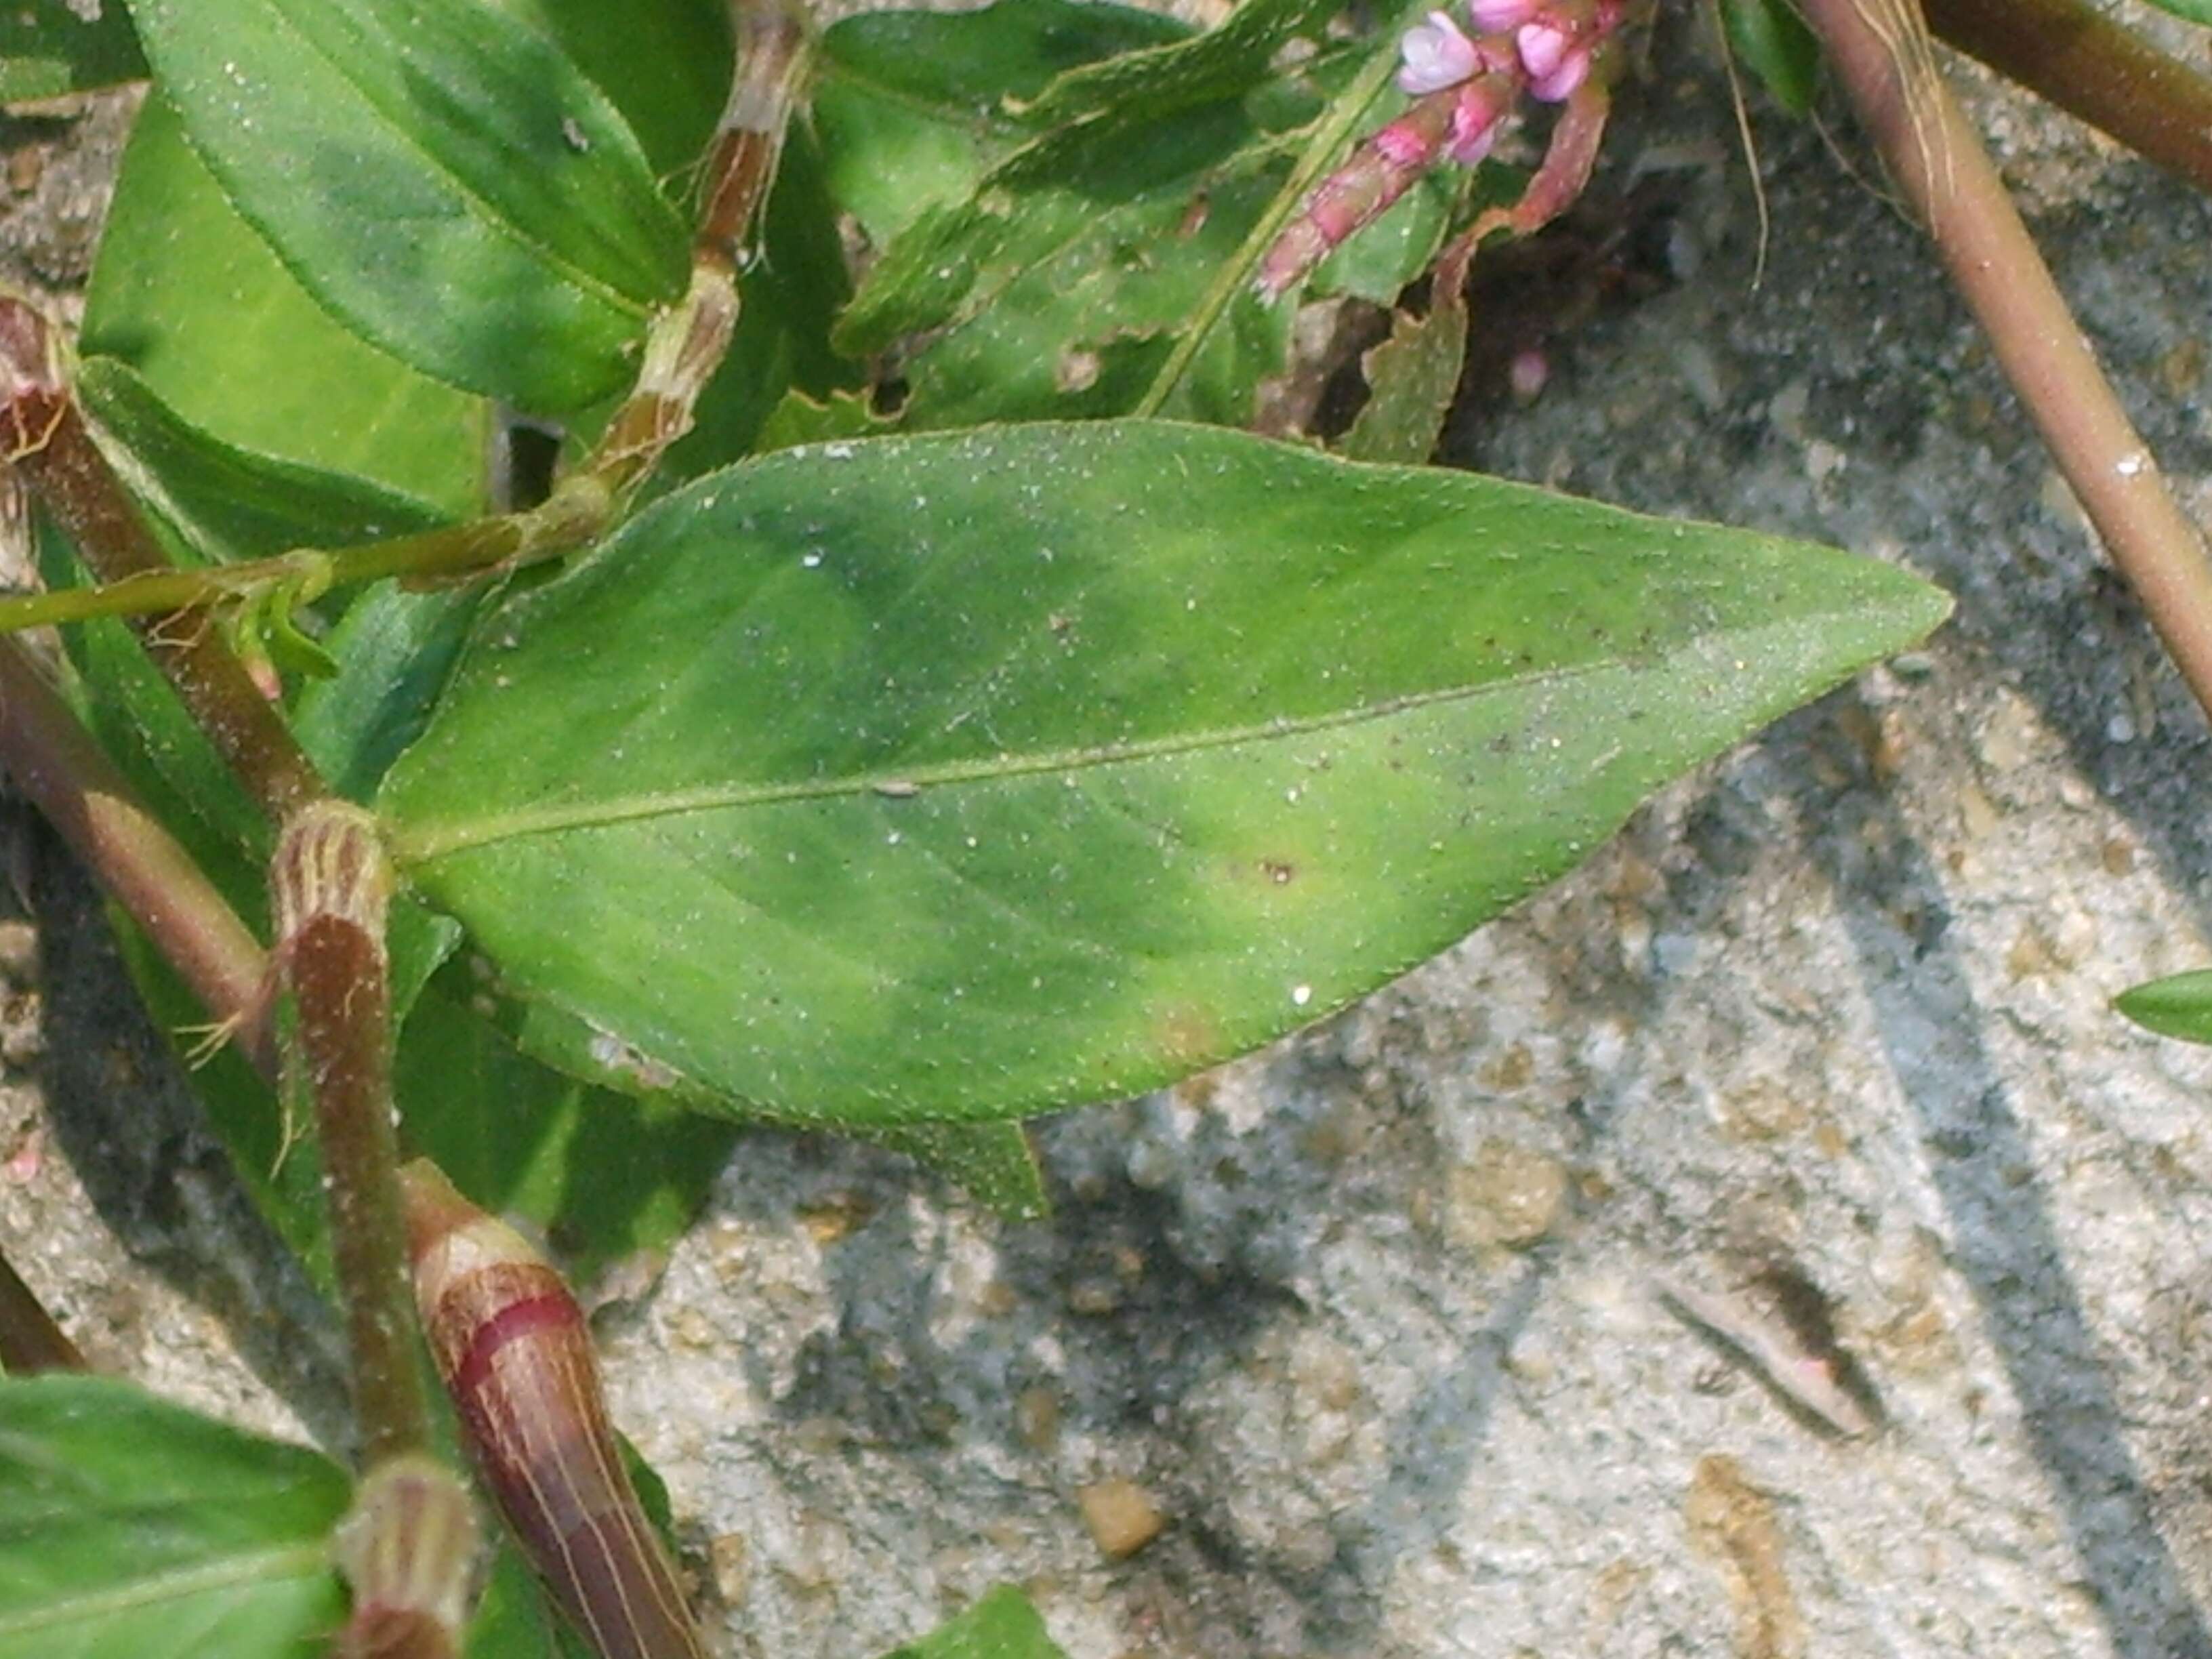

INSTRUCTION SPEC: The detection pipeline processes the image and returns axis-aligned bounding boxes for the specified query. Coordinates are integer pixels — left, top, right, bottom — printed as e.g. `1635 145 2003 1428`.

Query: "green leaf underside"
2115 970 2212 1044
125 0 687 413
0 1376 346 1659
877 1585 1067 1659
0 6 146 103
82 91 484 518
380 419 1948 1126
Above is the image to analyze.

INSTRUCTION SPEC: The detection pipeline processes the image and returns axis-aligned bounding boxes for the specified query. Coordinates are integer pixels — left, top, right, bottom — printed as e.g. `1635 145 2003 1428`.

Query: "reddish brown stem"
331 1454 483 1659
403 1159 710 1659
1924 0 2212 199
1799 0 2212 727
272 802 426 1467
0 636 274 1072
0 296 325 822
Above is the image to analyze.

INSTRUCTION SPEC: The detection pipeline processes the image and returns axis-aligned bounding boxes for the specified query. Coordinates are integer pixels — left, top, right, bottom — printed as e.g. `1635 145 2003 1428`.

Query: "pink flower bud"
1397 10 1481 94
1509 347 1550 402
1515 17 1576 81
1527 45 1592 101
1445 79 1506 165
1467 0 1541 31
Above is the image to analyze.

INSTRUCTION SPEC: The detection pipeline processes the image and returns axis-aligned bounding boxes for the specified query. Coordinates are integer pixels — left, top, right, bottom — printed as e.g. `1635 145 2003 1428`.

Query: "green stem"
1797 0 2212 726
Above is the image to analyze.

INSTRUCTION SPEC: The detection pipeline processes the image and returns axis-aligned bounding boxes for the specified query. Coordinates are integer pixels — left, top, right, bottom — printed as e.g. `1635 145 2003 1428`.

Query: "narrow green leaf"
2139 0 2212 20
832 100 1299 427
126 0 689 412
2115 970 2212 1044
82 91 484 518
0 5 146 102
815 0 1188 242
1017 0 1338 128
1722 0 1822 117
380 420 1951 1126
877 1585 1067 1659
0 1376 348 1659
77 356 449 562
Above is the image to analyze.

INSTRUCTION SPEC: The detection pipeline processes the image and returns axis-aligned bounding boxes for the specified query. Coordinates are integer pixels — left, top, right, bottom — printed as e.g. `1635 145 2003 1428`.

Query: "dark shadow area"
16 803 350 1448
1791 694 2212 1659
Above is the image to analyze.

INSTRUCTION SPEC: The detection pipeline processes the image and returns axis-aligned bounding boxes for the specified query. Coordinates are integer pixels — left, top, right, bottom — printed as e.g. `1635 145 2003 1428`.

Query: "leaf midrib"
0 1540 330 1635
394 665 1574 865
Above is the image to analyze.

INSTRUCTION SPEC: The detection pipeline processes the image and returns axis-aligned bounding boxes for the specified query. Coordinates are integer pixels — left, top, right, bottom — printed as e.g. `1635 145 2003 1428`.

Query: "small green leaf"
1722 0 1822 117
380 420 1950 1127
0 1376 348 1659
1338 283 1468 464
2115 970 2212 1044
2139 0 2212 20
877 1585 1067 1659
0 5 146 102
82 91 484 518
126 0 689 412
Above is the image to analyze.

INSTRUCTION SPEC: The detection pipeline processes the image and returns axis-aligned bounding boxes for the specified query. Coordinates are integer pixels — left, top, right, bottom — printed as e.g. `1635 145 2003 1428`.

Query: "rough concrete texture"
6 5 2212 1658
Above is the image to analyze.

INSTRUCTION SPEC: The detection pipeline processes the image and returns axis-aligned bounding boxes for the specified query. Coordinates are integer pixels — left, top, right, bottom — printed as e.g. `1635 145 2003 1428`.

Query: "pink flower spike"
1515 17 1573 81
1445 80 1504 165
1397 10 1480 95
1467 0 1540 32
1527 45 1591 102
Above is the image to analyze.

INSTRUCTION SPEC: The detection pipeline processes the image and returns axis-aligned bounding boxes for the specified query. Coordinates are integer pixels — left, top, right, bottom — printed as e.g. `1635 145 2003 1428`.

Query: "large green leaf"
82 91 484 518
125 0 688 413
0 1376 348 1659
877 1585 1067 1659
0 6 145 102
379 420 1950 1126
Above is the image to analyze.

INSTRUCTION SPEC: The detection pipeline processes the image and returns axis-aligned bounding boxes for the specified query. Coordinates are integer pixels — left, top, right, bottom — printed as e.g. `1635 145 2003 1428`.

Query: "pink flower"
1467 0 1542 31
1446 79 1507 164
1526 47 1591 100
1397 10 1481 95
1515 16 1574 81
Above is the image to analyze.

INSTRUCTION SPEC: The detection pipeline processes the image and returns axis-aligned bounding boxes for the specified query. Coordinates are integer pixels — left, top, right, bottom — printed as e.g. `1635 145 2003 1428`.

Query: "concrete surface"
5 5 2212 1656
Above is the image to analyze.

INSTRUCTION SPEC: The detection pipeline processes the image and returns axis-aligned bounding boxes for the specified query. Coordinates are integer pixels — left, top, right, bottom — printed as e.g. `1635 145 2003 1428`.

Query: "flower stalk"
1797 0 2212 729
1256 0 1626 301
